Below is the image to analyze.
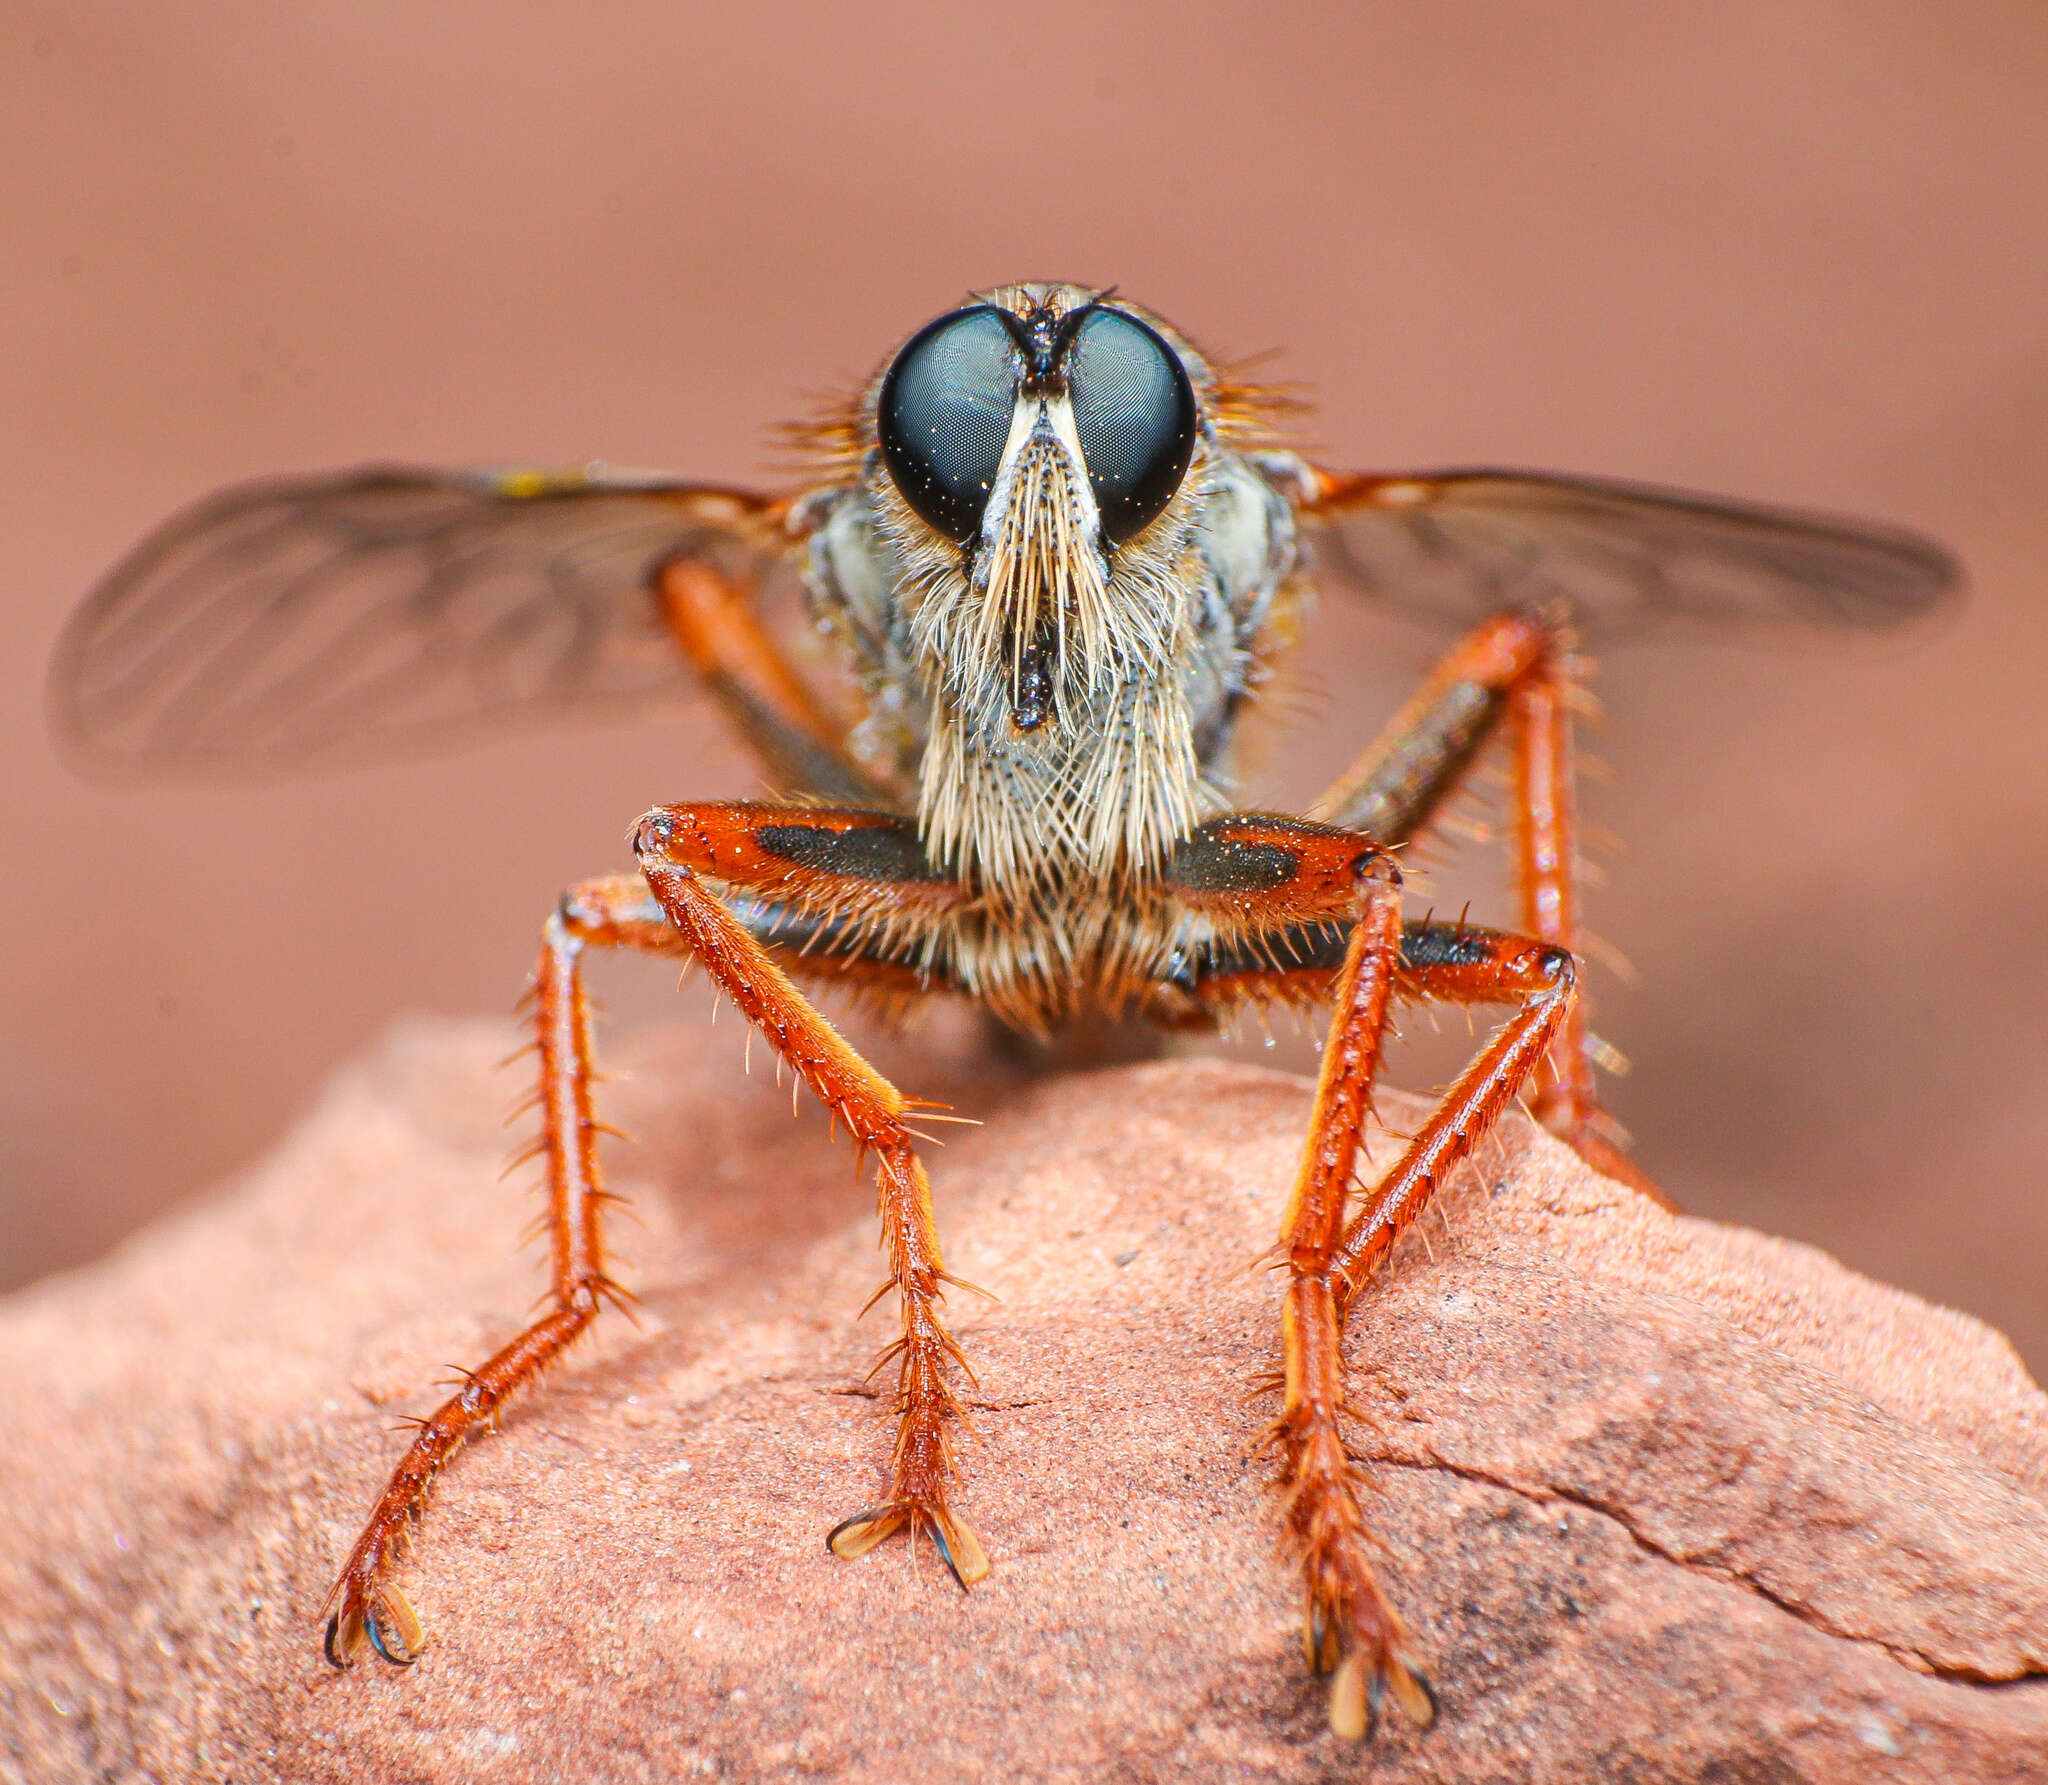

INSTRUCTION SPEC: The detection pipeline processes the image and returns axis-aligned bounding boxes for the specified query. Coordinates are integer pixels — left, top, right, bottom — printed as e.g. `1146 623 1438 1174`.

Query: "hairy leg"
627 802 987 1585
1507 647 1665 1197
1266 856 1437 1742
329 801 977 1665
1168 825 1577 1739
656 558 898 806
1310 606 1661 1199
325 874 674 1666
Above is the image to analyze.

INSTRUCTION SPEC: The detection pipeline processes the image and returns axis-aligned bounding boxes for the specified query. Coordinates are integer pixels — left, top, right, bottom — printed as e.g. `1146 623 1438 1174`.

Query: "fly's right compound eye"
878 307 1019 542
1066 308 1198 544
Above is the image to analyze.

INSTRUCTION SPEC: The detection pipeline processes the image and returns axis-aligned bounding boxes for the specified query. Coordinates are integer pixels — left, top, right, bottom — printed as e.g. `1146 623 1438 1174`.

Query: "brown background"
3 3 2044 1370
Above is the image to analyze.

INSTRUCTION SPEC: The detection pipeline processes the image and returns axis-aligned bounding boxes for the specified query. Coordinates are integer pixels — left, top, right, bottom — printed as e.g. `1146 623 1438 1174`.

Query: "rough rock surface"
3 1016 2045 1784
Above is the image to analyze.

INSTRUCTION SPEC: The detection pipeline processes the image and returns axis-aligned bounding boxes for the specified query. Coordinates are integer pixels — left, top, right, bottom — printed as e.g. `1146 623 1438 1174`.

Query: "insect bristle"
771 397 867 480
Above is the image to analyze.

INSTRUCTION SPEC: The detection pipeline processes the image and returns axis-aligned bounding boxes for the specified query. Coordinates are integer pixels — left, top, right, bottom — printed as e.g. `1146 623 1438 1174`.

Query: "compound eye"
1068 309 1198 544
877 307 1018 542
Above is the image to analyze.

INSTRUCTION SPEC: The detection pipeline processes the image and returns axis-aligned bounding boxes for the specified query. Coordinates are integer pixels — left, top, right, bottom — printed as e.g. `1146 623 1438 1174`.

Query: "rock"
2 1015 2044 1784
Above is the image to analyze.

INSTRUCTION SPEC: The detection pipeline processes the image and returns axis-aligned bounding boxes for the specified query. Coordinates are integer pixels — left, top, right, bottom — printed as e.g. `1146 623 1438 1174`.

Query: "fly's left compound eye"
878 306 1019 542
1067 309 1198 544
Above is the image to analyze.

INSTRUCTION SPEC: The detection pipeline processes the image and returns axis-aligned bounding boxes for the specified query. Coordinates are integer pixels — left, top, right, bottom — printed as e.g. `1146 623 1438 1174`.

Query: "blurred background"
4 3 2043 1371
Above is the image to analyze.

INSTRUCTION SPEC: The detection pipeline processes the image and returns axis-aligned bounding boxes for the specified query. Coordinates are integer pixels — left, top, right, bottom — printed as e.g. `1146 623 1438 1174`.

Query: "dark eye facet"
877 307 1018 541
1068 309 1198 544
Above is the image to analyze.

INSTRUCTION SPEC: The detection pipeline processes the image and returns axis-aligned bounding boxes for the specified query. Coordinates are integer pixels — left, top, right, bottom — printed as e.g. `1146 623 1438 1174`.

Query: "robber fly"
51 282 1957 1740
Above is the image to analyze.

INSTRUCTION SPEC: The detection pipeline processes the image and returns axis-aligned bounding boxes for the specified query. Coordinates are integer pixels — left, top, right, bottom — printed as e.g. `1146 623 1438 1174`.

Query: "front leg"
1169 820 1577 1740
628 802 988 1585
328 803 979 1668
1167 819 1430 1736
1287 918 1576 1739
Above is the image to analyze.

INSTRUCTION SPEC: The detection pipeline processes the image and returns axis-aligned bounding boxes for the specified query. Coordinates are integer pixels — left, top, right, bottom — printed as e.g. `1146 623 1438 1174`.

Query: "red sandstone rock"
2 1016 2044 1783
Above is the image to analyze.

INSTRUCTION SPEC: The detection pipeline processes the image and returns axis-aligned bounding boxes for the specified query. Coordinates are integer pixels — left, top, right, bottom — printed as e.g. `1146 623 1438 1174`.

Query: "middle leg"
326 872 679 1665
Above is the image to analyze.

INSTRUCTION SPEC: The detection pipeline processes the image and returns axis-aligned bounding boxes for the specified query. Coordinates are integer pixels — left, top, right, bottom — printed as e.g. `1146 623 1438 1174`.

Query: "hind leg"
1311 605 1665 1201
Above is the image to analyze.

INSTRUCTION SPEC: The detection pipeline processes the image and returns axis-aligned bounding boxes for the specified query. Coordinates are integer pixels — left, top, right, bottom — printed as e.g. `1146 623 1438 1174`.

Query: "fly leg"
626 801 990 1586
1167 818 1428 1738
1295 919 1575 1739
1330 922 1579 1300
325 874 678 1667
328 801 974 1667
1267 861 1440 1742
655 558 901 806
1167 824 1577 1739
1506 629 1660 1194
1312 606 1663 1200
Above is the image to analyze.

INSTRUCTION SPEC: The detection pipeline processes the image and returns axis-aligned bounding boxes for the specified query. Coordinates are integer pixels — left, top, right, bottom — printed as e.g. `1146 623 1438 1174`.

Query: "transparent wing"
1291 466 1961 641
50 464 804 776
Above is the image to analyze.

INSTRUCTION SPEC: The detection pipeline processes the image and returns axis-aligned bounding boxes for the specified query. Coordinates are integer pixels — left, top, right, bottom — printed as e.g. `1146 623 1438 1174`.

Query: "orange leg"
1509 651 1667 1200
1289 923 1573 1737
627 801 988 1586
656 559 897 806
1168 820 1432 1737
1281 924 1573 1739
1330 928 1578 1302
1167 824 1578 1739
1312 606 1664 1201
325 874 673 1666
327 802 976 1666
1267 853 1439 1743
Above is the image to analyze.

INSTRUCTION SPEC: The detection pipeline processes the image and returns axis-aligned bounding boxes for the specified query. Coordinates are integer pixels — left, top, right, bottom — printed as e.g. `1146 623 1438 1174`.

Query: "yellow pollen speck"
1376 480 1432 507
